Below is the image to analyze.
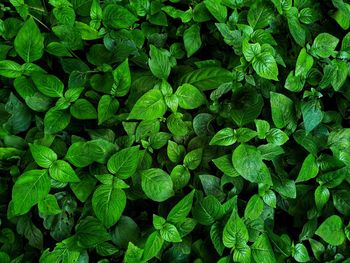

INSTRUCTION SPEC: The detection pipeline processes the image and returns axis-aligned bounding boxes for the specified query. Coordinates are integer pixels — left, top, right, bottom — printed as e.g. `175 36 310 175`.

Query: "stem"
31 15 50 31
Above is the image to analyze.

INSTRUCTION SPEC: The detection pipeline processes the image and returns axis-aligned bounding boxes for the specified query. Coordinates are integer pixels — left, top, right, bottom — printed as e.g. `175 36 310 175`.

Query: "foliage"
0 0 350 262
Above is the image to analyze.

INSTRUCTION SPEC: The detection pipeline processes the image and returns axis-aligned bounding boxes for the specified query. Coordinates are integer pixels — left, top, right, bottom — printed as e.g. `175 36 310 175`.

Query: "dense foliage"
1 0 350 262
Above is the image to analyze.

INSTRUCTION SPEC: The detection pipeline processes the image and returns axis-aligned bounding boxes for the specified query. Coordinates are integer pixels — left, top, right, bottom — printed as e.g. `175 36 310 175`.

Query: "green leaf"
209 128 236 146
301 100 323 133
112 59 131 97
70 99 97 120
244 194 264 220
92 185 126 228
266 128 289 145
12 170 51 215
107 146 140 179
160 223 182 243
183 24 202 57
252 52 279 81
296 154 319 183
293 243 310 263
148 45 172 80
128 89 167 120
65 142 94 167
311 33 339 58
75 216 111 248
270 92 295 129
14 17 44 62
38 194 61 215
178 66 232 91
286 7 306 47
49 160 80 183
232 144 264 183
212 154 239 177
333 190 350 216
29 143 57 168
167 190 195 223
192 195 223 225
223 210 249 248
247 5 274 29
0 60 22 78
103 4 138 29
142 231 164 261
242 40 261 62
175 83 205 110
98 95 120 125
204 0 227 22
295 48 313 77
251 234 276 263
141 168 174 202
315 185 330 211
331 59 348 91
315 215 345 246
32 73 64 98
183 148 203 170
44 108 71 134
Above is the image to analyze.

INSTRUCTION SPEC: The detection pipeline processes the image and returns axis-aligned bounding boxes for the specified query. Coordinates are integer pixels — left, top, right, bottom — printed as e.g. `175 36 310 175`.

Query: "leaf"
266 129 289 146
128 89 167 120
75 216 111 248
92 185 126 228
14 17 44 62
112 59 131 97
32 73 64 98
210 128 236 146
142 231 164 261
141 168 174 202
301 100 323 133
247 5 274 29
148 45 172 80
183 148 203 170
296 154 319 183
12 170 51 215
212 155 239 177
44 108 71 134
315 185 330 211
286 7 306 47
270 92 295 129
311 33 339 58
242 40 261 62
160 223 182 242
38 194 61 215
103 4 138 29
223 210 249 248
232 144 264 183
29 143 57 168
204 0 227 22
183 24 202 57
251 234 276 263
331 59 348 91
70 99 97 120
252 52 279 81
333 190 350 216
192 195 223 225
293 243 310 263
244 194 264 220
107 146 140 179
295 48 313 77
98 95 120 125
0 60 22 78
178 66 232 91
315 215 345 246
49 160 80 183
167 190 195 223
175 83 205 109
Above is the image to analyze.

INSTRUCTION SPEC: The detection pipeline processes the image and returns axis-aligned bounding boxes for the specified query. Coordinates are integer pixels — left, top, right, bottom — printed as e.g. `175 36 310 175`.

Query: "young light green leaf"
141 168 174 202
107 146 140 179
295 48 313 77
148 45 172 80
142 231 164 261
311 33 339 58
12 170 51 215
252 52 279 81
98 95 119 125
175 83 206 110
209 128 236 146
244 194 264 220
38 194 61 215
315 215 345 246
167 190 195 223
128 89 167 120
29 144 57 168
223 210 249 248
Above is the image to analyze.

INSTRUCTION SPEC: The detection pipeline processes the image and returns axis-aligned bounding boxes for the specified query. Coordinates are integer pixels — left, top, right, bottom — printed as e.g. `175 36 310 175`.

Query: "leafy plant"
0 0 350 262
